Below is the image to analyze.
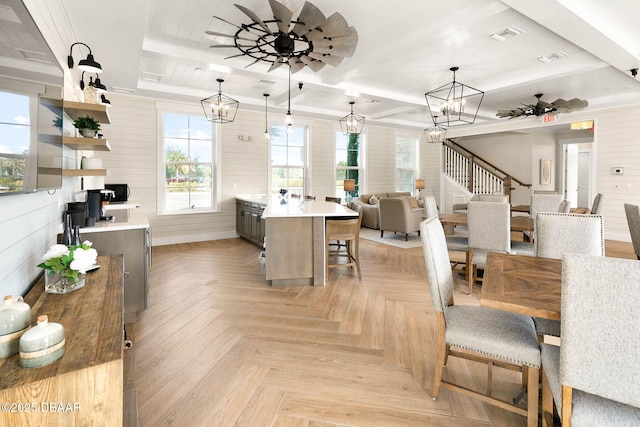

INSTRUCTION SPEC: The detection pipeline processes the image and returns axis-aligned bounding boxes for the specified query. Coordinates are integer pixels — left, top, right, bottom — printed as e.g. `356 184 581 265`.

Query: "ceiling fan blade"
299 55 326 72
235 4 273 34
205 30 254 42
292 1 326 35
268 58 286 72
307 51 343 66
268 0 293 33
289 59 306 74
212 15 266 38
311 27 358 49
552 98 588 113
244 57 267 68
210 44 254 48
305 12 349 41
312 43 356 58
537 100 554 109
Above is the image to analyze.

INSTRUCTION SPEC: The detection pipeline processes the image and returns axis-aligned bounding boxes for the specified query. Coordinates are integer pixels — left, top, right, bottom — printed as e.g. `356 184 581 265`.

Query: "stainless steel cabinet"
82 227 150 324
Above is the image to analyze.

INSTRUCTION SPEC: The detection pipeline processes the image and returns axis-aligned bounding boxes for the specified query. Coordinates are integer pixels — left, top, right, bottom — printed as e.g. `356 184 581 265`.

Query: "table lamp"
415 178 425 200
343 179 355 203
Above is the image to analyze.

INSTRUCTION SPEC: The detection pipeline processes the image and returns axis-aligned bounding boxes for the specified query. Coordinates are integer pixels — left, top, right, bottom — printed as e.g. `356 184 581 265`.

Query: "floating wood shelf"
62 168 107 177
63 100 110 124
63 136 111 151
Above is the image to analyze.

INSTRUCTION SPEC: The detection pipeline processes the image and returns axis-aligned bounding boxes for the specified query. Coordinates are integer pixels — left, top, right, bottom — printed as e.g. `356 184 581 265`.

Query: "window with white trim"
158 111 218 214
269 124 308 195
335 131 364 199
395 135 418 193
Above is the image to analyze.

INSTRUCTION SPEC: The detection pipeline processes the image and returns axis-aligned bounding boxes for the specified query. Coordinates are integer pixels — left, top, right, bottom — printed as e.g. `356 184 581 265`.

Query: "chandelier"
424 116 447 144
339 101 365 135
425 67 484 126
200 79 239 123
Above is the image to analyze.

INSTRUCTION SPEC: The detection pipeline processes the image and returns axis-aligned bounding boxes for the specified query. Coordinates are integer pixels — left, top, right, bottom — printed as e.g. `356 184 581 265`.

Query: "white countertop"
235 194 269 205
262 195 357 218
80 208 149 233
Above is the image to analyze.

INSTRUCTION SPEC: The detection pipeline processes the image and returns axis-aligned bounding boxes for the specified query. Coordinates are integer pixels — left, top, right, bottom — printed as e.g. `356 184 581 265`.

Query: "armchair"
378 197 422 241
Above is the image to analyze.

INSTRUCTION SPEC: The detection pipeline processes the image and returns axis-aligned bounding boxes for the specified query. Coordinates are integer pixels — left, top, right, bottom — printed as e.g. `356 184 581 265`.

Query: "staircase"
443 139 530 200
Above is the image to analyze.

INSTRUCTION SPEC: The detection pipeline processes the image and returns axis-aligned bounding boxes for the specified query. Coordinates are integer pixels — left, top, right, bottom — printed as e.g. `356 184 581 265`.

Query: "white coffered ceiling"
19 0 640 129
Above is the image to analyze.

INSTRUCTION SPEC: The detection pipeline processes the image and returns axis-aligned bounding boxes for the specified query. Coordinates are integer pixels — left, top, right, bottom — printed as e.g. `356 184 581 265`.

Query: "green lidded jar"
19 315 65 368
0 295 31 358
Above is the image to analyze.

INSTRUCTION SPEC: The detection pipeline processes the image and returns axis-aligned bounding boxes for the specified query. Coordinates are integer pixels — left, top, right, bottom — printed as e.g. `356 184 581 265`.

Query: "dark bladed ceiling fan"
206 0 358 74
496 93 588 119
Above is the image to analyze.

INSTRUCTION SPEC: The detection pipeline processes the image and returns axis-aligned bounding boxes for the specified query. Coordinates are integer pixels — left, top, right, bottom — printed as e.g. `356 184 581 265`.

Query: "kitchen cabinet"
236 198 266 247
0 255 126 426
80 209 150 324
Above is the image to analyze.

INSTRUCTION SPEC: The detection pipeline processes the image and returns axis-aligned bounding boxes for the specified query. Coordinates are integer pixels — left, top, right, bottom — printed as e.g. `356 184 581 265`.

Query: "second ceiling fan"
496 93 588 119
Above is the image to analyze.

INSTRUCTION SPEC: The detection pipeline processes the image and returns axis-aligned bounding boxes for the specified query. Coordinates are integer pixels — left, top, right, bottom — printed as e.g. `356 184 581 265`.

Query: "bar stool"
325 210 363 280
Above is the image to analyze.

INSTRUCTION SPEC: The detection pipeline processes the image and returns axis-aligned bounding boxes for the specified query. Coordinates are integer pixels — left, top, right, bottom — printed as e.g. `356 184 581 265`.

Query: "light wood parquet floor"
128 235 636 427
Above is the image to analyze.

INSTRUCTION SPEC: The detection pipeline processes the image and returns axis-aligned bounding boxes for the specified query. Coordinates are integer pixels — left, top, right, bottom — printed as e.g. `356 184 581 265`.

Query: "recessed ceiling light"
538 50 568 63
489 26 524 42
142 71 163 82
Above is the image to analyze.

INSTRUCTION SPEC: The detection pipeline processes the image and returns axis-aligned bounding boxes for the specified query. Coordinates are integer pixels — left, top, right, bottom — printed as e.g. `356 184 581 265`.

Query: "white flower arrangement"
38 241 98 281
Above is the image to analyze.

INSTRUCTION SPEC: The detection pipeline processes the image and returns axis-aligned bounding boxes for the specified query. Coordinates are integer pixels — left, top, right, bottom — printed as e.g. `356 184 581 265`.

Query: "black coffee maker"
87 189 115 223
66 202 88 228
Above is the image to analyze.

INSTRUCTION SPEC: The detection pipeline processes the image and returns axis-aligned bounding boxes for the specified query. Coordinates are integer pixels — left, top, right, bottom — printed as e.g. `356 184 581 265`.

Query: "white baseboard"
151 230 239 247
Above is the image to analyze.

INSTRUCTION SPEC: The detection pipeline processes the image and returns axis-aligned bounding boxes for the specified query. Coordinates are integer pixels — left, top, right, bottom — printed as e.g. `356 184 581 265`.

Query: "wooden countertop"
0 255 124 390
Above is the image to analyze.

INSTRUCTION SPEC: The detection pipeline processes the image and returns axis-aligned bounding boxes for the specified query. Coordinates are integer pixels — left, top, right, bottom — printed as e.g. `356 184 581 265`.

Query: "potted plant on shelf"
73 115 101 138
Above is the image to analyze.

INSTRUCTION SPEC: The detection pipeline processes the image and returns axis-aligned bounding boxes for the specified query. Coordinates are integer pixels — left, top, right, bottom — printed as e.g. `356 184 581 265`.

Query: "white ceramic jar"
0 295 31 358
19 315 65 368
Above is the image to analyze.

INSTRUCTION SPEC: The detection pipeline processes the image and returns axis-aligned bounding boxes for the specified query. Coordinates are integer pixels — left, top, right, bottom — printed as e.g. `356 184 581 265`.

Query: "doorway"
562 141 594 209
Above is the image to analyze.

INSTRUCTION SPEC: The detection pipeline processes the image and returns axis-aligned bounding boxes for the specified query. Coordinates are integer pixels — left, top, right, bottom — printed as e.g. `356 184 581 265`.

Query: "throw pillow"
369 195 380 205
408 196 419 208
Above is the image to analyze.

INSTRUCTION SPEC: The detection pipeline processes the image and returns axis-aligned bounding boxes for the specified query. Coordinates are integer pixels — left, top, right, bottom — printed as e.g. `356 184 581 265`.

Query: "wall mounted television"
0 0 64 195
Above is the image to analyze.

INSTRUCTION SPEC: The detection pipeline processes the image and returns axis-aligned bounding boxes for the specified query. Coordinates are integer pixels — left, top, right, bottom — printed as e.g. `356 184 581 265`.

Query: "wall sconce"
68 42 102 73
200 78 239 123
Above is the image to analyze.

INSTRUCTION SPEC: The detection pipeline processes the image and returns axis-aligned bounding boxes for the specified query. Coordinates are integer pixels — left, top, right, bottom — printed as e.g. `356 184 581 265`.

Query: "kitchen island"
262 195 357 286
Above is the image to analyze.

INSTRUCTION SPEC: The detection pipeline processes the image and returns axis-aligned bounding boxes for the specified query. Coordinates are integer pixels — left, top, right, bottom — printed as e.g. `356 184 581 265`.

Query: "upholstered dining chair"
420 216 541 427
541 254 640 427
425 195 469 269
525 193 563 241
467 201 533 294
624 203 640 260
589 193 603 214
558 199 571 213
533 212 604 338
325 209 363 280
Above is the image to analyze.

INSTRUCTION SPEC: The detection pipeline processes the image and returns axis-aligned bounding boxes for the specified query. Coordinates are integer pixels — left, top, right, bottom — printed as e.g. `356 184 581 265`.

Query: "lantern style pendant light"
424 115 447 144
201 78 239 123
339 101 365 134
425 67 484 127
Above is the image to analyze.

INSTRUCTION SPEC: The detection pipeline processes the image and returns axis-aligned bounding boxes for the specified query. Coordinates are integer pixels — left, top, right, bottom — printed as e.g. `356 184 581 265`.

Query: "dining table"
439 212 535 236
480 252 562 320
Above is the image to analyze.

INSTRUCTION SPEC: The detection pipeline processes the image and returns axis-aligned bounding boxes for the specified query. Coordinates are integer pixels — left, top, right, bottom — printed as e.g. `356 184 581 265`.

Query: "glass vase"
44 270 85 294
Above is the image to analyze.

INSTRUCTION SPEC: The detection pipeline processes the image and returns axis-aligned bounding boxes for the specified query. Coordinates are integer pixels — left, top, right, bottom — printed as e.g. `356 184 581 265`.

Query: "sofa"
351 192 422 229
